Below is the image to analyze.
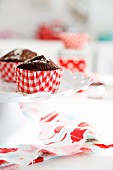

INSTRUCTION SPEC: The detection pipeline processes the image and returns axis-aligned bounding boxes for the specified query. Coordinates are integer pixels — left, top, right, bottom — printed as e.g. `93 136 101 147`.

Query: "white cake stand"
0 103 29 143
0 71 92 143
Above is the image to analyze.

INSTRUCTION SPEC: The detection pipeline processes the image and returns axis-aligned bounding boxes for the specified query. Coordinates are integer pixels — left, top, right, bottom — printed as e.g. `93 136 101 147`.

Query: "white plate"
0 70 92 102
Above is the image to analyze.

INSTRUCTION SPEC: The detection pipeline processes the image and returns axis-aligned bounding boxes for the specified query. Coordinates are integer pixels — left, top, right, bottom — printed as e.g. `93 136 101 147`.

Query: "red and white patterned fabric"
0 111 112 168
16 67 64 93
58 58 87 73
59 33 89 49
0 61 19 82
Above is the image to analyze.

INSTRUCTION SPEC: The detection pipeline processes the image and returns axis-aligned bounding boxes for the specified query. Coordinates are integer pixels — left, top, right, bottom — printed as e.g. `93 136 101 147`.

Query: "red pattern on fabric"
46 133 67 145
80 147 92 152
0 148 18 165
95 143 113 149
40 150 56 156
78 122 90 127
0 148 17 153
70 128 87 143
29 157 44 165
54 126 64 133
40 112 59 123
0 160 6 164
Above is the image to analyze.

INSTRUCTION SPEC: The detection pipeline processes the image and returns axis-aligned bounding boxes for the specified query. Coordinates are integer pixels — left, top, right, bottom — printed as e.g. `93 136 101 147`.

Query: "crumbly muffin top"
17 55 60 71
0 48 37 62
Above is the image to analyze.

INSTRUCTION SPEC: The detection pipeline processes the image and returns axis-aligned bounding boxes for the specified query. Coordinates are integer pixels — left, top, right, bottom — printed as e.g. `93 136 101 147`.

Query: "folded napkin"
0 111 112 168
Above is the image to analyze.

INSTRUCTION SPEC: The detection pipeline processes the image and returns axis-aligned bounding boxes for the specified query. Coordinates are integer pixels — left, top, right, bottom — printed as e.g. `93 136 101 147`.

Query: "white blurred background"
0 0 113 74
0 0 113 38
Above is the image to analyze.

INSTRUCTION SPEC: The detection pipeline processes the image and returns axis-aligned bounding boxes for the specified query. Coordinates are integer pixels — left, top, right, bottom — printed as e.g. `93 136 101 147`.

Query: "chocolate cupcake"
16 55 64 93
0 48 37 82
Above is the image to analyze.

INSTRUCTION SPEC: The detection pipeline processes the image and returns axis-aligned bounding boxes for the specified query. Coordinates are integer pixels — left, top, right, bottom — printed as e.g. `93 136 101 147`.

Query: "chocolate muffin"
0 48 37 62
17 55 60 71
16 55 63 93
0 48 37 82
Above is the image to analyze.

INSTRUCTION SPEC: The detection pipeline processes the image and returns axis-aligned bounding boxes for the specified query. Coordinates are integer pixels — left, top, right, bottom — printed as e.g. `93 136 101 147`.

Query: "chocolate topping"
0 48 37 62
17 55 60 71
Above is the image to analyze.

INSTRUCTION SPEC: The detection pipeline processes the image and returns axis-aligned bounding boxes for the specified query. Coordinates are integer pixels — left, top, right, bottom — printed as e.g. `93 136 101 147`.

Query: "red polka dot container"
58 50 87 74
59 33 89 49
0 61 19 82
59 58 87 73
16 67 64 94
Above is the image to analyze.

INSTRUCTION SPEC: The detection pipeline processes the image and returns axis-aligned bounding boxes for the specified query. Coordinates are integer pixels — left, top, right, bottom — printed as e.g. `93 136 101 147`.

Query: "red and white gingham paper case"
58 58 87 73
16 67 64 93
0 61 19 82
59 33 89 49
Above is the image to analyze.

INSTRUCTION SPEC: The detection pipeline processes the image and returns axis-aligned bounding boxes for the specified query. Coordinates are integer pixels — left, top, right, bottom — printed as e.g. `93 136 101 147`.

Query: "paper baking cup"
59 33 89 49
16 67 64 93
0 61 19 82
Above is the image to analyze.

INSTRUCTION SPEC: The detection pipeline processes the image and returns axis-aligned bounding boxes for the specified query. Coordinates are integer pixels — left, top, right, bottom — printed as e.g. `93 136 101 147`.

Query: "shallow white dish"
0 71 92 102
0 71 92 142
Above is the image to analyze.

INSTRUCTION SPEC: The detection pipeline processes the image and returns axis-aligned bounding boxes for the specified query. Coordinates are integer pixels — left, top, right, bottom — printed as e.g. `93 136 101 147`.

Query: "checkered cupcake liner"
0 61 19 82
16 67 64 93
